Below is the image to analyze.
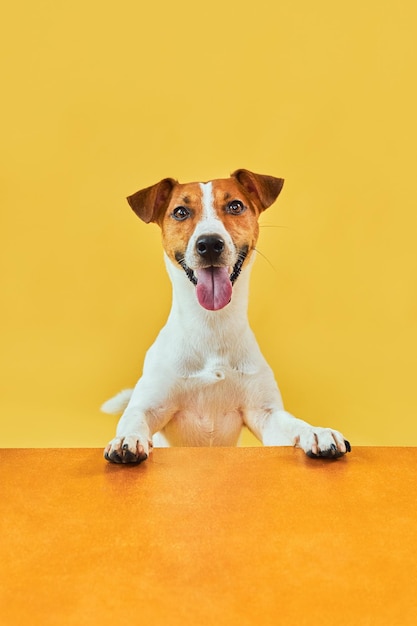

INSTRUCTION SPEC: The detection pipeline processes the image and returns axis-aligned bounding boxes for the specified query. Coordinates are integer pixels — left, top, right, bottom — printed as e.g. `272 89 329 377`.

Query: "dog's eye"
226 200 245 215
172 206 191 221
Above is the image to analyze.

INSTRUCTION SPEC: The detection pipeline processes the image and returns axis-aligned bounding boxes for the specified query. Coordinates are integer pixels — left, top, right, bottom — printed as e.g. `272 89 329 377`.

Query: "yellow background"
1 1 417 447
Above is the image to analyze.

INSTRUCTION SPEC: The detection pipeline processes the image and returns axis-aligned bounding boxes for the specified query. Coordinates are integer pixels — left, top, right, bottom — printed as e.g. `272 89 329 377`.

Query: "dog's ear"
231 169 284 211
127 178 177 224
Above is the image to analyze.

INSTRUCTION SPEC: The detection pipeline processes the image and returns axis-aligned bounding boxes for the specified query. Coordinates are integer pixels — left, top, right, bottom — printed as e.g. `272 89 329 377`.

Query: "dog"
103 169 351 463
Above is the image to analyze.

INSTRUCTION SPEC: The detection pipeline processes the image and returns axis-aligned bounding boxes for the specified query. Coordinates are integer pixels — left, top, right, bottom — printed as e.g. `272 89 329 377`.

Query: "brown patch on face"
159 182 204 265
210 178 262 263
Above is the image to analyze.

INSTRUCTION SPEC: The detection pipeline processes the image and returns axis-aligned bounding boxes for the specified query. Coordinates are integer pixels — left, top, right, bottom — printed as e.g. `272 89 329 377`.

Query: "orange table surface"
1 447 416 625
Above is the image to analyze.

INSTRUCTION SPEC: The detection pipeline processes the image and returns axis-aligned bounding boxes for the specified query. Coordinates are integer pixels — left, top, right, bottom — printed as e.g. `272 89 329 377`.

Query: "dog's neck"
164 253 254 331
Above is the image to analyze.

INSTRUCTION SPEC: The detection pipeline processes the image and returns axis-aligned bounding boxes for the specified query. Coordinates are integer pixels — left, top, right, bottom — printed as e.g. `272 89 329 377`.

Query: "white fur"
104 183 349 462
200 182 215 220
101 389 132 415
183 183 236 270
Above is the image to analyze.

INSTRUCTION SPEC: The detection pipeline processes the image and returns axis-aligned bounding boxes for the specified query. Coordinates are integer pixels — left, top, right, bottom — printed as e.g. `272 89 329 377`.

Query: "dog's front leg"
104 406 152 464
247 409 350 458
104 373 169 464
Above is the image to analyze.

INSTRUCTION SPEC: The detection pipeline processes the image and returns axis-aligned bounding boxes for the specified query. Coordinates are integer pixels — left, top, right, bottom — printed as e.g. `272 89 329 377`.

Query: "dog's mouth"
175 247 248 311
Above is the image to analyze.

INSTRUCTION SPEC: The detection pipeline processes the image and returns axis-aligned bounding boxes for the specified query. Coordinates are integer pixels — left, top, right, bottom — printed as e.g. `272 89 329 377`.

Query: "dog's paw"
297 427 351 459
104 435 151 464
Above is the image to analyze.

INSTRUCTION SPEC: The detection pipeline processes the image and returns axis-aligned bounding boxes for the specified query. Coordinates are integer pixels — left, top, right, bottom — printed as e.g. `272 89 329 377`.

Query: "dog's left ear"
231 169 284 211
127 178 177 224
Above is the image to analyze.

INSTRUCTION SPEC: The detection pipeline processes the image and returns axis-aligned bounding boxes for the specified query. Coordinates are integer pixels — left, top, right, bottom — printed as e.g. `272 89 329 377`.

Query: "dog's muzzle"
175 244 248 311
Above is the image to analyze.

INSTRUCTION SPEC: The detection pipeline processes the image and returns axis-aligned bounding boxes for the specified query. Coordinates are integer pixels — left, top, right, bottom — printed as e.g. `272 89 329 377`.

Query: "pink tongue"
196 267 232 311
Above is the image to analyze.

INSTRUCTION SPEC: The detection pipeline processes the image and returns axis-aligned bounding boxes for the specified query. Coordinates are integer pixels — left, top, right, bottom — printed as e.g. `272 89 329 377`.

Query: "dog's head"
127 169 284 311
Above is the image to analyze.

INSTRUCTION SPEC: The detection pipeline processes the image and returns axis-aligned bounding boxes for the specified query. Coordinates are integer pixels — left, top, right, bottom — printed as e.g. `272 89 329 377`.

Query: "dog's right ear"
127 178 177 224
231 169 284 211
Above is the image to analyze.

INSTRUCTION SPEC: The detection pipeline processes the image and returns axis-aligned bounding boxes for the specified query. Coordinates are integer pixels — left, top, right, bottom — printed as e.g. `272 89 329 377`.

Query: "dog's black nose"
196 235 225 262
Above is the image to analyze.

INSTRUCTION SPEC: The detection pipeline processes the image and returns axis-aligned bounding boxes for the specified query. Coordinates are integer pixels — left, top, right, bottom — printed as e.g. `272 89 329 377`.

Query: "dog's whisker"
253 248 277 273
259 224 290 230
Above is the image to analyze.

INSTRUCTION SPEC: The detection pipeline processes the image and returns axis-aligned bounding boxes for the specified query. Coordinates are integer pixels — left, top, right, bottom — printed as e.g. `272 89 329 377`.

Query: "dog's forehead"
170 178 245 205
210 178 246 200
170 181 202 205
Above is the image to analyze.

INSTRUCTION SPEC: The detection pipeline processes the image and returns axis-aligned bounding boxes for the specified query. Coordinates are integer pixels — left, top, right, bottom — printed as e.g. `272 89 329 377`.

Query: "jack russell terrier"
103 169 351 463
